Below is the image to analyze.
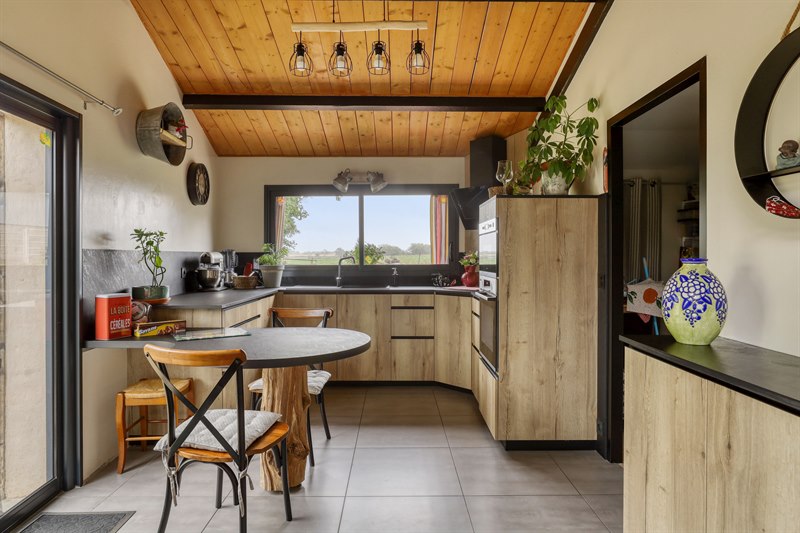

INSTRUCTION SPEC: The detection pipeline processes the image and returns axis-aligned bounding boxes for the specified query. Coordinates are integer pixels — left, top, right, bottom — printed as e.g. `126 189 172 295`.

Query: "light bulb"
373 54 385 70
413 52 425 68
336 54 347 70
295 54 306 70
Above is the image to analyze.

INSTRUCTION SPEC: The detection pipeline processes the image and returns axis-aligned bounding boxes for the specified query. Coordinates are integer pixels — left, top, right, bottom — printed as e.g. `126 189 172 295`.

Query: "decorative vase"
461 265 479 287
259 265 285 288
540 171 573 195
662 258 727 345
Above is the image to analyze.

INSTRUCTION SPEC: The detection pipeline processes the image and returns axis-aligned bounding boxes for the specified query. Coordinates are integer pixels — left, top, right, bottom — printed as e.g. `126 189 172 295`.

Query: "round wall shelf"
135 102 190 166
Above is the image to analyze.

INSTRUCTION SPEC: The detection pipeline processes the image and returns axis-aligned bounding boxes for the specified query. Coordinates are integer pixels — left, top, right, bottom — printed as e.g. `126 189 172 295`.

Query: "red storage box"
95 293 132 340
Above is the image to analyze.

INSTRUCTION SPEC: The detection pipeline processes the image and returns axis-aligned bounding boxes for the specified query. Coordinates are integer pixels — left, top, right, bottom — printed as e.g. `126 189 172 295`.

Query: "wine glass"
496 160 514 189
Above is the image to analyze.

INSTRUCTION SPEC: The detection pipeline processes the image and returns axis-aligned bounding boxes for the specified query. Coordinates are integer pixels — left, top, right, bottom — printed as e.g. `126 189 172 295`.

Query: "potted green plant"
459 251 479 287
518 95 600 195
130 228 169 302
257 243 289 288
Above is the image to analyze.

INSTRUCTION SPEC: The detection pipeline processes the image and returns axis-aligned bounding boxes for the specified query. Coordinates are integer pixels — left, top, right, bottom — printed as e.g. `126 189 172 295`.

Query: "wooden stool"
115 377 194 474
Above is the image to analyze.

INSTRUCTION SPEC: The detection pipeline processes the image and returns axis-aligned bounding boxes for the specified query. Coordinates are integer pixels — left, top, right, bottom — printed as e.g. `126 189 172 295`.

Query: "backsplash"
81 249 201 342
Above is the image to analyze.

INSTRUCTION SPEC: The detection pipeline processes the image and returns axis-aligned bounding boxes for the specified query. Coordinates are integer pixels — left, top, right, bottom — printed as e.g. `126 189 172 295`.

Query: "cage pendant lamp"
367 30 390 75
289 32 313 77
406 30 430 75
328 30 353 77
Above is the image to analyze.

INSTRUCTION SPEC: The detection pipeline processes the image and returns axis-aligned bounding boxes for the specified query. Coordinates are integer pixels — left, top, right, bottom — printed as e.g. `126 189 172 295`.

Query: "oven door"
476 292 498 373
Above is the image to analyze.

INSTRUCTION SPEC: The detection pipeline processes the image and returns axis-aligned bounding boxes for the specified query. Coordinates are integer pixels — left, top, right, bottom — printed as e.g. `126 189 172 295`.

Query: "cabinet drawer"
391 339 434 380
471 297 480 316
471 313 480 350
391 293 434 308
223 301 263 328
391 308 435 337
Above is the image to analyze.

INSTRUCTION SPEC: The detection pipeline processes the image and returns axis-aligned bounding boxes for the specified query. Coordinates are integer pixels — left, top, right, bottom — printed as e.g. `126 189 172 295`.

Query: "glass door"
0 107 57 518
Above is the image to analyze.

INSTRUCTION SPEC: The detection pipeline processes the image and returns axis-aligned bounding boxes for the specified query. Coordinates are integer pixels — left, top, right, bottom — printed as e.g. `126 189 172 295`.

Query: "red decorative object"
461 265 479 287
765 195 800 218
95 293 132 340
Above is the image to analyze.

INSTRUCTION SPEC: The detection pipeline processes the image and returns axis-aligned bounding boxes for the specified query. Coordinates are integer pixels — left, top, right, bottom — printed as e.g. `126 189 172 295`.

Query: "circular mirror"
735 27 800 218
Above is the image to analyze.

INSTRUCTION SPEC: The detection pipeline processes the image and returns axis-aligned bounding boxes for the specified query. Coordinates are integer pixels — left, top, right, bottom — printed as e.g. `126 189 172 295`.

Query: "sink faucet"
336 256 356 287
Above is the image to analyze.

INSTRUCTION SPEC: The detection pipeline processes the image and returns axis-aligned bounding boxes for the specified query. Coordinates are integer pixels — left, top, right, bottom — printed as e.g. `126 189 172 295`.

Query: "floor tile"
38 495 106 512
347 448 462 496
97 494 216 533
466 495 609 532
309 415 361 449
356 415 448 448
318 389 366 417
549 451 623 495
433 388 481 416
362 389 438 416
452 447 577 496
263 447 354 497
584 494 623 531
205 496 344 532
113 457 231 500
442 415 499 448
340 496 474 533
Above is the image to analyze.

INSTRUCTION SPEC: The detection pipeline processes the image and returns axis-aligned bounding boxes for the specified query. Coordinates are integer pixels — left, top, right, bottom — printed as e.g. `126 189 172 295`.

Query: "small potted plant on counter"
130 228 170 303
459 251 479 287
518 95 600 195
257 243 289 288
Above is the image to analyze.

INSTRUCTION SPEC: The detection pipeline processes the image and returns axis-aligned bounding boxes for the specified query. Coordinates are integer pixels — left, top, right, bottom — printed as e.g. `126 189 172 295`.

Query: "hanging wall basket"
135 102 191 166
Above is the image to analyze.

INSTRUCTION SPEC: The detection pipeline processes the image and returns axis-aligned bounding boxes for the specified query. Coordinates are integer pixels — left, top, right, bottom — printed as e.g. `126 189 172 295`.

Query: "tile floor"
24 386 623 532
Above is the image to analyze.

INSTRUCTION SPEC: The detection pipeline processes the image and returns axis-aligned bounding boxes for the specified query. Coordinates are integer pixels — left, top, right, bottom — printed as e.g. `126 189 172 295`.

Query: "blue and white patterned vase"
662 258 727 345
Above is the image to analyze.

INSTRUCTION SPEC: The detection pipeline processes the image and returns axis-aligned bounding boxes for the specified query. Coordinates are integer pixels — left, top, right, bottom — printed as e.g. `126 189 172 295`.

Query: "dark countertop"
621 335 800 416
158 285 478 310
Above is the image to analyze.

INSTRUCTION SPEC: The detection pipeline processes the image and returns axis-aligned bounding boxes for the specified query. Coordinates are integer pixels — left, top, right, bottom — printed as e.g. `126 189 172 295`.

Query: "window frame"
264 183 460 278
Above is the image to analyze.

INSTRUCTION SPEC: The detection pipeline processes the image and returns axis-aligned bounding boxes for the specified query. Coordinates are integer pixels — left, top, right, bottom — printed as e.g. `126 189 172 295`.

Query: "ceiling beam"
182 95 546 113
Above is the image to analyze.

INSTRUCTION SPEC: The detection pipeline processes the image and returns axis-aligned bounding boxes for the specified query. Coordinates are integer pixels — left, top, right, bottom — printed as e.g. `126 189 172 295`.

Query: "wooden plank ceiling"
132 1 590 156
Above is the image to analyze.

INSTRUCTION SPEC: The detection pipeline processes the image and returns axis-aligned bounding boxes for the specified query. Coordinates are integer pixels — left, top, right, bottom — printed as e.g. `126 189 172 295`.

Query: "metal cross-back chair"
248 307 334 467
144 344 292 533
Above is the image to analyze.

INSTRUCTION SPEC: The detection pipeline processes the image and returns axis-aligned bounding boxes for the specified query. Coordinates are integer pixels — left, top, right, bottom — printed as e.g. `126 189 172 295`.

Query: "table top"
139 327 371 369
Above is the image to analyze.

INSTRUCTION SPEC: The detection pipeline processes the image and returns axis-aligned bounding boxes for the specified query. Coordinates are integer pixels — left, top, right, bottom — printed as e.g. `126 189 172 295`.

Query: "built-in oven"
475 290 498 374
478 218 497 279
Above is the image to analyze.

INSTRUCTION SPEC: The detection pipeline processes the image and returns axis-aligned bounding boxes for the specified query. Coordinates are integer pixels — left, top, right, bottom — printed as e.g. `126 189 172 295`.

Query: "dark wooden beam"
550 0 614 97
182 94 546 113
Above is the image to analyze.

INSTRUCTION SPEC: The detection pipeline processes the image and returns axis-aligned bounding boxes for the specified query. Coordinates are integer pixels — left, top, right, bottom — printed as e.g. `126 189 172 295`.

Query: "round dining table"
171 327 371 490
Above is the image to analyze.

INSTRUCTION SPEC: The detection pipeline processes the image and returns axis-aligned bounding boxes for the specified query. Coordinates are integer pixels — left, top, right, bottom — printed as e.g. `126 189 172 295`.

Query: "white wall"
0 0 218 252
214 157 466 251
560 0 800 355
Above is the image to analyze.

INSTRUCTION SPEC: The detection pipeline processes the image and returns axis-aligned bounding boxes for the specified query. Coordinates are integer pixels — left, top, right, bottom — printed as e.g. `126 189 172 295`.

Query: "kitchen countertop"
621 335 800 416
158 284 478 310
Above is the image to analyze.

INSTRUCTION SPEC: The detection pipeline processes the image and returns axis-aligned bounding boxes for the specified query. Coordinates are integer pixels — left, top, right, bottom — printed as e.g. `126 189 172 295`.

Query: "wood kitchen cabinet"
335 294 391 380
624 347 800 532
434 294 471 389
274 292 338 377
391 339 434 380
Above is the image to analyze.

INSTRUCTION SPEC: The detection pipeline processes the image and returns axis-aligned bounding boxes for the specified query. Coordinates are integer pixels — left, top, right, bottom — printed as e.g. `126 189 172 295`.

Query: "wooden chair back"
143 344 249 469
270 307 333 328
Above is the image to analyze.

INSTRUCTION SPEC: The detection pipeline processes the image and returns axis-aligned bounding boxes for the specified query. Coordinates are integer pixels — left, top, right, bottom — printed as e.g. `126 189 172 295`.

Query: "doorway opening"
601 58 707 462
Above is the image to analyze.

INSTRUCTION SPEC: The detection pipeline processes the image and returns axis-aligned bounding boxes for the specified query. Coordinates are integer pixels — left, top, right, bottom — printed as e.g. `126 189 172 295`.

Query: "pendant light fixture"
367 2 390 76
327 1 352 77
406 29 430 75
289 32 313 77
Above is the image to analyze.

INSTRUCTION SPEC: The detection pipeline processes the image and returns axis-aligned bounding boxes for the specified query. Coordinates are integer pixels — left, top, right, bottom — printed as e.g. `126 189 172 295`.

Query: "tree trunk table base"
259 366 310 490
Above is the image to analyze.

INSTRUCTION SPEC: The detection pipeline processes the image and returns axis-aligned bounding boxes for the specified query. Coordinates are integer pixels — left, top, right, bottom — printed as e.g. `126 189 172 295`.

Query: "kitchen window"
265 184 458 268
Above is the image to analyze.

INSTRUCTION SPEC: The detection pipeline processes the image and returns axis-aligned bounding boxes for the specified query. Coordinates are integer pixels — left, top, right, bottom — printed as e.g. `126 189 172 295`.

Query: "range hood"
450 136 507 229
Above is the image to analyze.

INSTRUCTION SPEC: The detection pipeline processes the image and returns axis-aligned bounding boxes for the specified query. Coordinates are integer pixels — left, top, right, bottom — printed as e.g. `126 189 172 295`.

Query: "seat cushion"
123 378 191 400
154 409 281 454
307 370 331 395
248 370 331 396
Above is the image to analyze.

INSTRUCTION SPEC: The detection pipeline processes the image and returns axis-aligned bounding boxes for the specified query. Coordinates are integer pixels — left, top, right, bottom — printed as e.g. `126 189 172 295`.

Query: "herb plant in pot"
130 228 170 303
459 251 479 288
257 243 288 288
519 95 600 195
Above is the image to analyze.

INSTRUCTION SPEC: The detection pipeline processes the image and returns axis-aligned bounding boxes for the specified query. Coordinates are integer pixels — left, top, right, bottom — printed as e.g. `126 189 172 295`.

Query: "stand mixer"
197 252 225 290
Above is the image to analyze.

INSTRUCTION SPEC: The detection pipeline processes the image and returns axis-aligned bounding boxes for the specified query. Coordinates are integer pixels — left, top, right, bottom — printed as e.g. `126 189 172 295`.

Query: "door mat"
20 511 135 533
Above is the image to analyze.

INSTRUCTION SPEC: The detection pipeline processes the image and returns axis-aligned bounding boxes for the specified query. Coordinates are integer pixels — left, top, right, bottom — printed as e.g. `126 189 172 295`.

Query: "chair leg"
306 408 315 467
239 467 248 533
249 391 258 410
157 477 173 533
139 406 149 450
280 439 292 521
215 468 223 509
115 393 126 474
318 391 331 440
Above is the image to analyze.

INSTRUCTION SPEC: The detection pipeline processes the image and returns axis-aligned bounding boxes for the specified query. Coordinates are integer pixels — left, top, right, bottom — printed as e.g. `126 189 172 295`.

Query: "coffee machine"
197 252 225 291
